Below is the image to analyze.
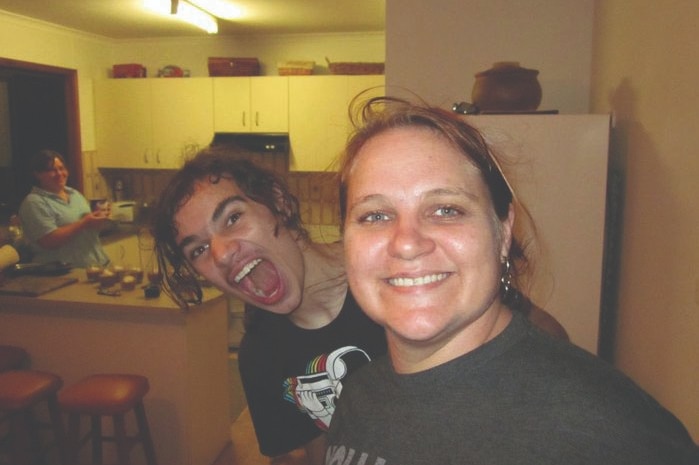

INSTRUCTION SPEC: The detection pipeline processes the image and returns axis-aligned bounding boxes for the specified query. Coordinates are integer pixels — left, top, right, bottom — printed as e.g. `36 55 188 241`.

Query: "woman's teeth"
234 258 262 283
388 273 449 287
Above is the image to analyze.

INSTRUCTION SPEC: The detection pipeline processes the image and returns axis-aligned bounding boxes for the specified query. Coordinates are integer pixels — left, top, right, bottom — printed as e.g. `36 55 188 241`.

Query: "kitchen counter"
0 269 231 465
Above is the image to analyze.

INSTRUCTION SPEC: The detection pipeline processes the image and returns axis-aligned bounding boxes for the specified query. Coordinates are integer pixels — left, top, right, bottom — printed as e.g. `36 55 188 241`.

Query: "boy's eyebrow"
177 195 246 250
212 195 246 222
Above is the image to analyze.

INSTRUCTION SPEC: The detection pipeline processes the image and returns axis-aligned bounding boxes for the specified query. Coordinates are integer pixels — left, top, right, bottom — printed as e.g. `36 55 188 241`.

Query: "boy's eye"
189 243 209 261
226 212 242 226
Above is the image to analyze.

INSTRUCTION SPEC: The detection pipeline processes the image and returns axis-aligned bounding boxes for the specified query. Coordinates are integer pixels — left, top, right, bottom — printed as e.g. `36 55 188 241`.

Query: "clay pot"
471 62 542 112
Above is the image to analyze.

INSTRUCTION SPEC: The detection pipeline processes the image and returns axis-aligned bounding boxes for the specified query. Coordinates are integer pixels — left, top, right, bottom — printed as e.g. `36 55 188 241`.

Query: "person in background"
152 150 387 465
325 97 699 465
18 149 110 268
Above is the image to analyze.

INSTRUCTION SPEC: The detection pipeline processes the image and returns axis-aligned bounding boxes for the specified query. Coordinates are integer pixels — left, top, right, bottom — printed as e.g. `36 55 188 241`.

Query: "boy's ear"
272 183 292 220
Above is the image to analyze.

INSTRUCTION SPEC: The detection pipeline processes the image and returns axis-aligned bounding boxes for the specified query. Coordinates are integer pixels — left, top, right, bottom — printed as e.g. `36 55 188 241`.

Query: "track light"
144 0 219 34
188 0 243 20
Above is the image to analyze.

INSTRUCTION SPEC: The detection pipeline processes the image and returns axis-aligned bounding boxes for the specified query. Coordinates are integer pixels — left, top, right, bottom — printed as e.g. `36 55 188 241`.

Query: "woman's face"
343 127 513 352
174 177 306 314
34 157 68 193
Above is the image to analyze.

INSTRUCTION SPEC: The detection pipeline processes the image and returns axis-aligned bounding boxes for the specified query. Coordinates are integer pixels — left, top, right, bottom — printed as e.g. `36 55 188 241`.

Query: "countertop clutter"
0 273 77 297
0 266 222 310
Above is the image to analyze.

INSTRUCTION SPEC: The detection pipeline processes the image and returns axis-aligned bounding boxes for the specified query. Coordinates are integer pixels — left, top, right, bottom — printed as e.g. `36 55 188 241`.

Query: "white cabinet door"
95 78 213 169
213 77 250 132
250 77 288 132
289 76 348 172
94 79 152 168
151 78 213 168
213 77 288 133
289 75 385 171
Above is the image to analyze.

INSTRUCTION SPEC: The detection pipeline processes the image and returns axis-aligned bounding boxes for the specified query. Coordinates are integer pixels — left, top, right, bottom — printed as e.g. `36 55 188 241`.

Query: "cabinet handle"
156 150 161 164
255 111 259 127
242 111 246 127
144 149 149 164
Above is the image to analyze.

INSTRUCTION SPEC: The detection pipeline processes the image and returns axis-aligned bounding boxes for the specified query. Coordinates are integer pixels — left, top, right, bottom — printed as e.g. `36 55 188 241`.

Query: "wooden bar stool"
0 345 29 372
0 369 68 465
58 373 157 465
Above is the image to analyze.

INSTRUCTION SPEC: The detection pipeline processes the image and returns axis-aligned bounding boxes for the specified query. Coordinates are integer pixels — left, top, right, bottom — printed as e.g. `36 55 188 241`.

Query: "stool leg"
9 410 35 465
134 401 157 465
47 394 69 465
113 413 131 465
91 415 103 465
66 413 81 464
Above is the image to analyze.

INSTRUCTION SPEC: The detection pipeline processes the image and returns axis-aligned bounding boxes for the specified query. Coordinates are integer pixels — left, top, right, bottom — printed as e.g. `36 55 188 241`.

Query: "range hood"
210 133 289 153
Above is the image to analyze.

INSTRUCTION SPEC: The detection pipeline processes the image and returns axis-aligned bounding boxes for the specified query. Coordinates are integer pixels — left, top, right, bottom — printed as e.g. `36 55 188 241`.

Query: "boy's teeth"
234 258 262 283
388 273 448 287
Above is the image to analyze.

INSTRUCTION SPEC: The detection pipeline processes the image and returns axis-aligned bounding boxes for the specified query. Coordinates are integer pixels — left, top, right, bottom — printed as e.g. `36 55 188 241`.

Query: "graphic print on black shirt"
283 346 371 430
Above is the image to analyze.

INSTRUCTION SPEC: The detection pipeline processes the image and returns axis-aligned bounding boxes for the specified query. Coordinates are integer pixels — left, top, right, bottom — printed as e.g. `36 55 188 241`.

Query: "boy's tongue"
240 260 280 298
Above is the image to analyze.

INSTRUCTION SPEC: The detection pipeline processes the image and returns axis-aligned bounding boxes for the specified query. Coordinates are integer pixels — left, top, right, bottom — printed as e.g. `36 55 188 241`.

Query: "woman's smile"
386 272 450 288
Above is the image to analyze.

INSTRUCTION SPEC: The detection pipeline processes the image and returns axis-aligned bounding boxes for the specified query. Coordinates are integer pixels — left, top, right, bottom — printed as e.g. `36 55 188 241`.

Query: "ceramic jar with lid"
471 62 542 112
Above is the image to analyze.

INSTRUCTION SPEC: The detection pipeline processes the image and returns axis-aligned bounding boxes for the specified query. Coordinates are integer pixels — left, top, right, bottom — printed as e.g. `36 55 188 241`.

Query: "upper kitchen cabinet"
94 79 151 169
94 78 213 169
289 75 384 171
213 77 288 133
151 78 214 168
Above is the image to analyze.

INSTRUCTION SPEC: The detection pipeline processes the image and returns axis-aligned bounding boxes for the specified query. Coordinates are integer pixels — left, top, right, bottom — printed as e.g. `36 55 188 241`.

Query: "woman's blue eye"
359 211 389 223
434 206 462 218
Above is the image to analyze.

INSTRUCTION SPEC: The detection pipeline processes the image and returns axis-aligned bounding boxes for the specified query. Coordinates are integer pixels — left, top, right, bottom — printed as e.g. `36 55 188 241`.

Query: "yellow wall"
590 1 699 440
386 0 594 113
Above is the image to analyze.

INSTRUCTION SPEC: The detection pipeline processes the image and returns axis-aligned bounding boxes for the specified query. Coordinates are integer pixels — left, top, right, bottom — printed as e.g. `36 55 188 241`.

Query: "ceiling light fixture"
144 0 219 34
188 0 244 20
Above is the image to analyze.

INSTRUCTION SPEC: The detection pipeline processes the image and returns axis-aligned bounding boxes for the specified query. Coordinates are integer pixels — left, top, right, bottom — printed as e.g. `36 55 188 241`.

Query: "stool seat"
0 345 29 372
59 373 157 465
0 369 67 465
0 369 63 410
59 373 149 416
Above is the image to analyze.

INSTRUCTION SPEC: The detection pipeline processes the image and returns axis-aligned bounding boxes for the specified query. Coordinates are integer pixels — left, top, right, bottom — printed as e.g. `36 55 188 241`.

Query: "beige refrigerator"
465 114 615 357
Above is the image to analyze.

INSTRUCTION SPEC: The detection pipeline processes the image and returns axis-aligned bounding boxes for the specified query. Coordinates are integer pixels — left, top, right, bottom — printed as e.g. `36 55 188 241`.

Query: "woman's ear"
500 204 515 258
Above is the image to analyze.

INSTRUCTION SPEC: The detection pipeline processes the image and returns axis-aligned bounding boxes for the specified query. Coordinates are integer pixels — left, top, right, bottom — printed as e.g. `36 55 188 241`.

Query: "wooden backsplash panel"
98 167 341 227
286 172 340 226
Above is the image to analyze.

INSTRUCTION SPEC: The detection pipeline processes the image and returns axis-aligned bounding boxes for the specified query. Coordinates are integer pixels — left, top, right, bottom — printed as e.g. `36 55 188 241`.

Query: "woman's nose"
210 234 238 266
387 218 434 260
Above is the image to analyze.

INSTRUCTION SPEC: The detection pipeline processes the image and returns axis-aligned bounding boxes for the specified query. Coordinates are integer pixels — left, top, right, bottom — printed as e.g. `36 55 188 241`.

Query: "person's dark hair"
30 149 66 183
152 146 307 309
337 96 535 308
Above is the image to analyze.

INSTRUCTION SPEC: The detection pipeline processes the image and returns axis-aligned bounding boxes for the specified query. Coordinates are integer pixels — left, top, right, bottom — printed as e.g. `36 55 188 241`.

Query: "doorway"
0 57 82 220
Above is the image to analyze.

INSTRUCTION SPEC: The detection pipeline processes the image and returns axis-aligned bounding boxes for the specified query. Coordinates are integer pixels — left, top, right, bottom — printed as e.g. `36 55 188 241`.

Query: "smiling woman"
17 149 110 267
324 96 699 465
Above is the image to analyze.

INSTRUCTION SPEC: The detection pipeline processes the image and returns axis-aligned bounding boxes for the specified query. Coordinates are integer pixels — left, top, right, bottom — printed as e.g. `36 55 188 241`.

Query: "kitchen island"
0 269 231 465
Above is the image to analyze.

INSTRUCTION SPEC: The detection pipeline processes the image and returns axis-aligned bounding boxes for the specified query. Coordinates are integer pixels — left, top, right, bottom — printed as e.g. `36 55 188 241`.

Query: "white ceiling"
0 0 385 39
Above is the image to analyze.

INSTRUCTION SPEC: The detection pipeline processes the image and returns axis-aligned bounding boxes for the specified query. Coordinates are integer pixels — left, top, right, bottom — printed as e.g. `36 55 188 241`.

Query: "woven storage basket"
208 57 260 76
278 61 315 76
113 64 146 78
326 57 384 75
